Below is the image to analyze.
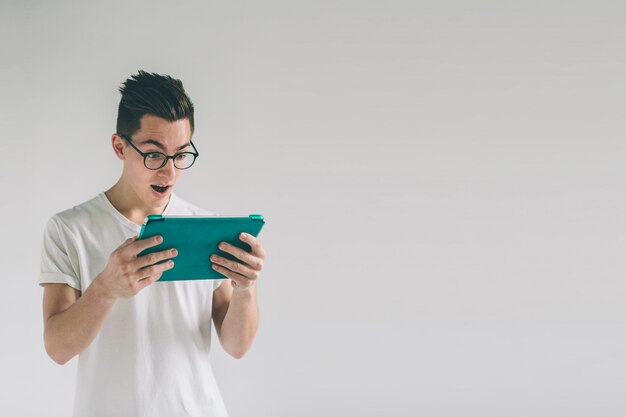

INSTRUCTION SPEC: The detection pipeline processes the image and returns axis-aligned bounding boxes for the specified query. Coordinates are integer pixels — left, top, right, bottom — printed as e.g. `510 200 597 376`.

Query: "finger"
129 235 164 255
136 272 162 290
239 233 266 258
135 248 178 269
211 255 260 281
120 236 138 248
217 242 264 270
137 259 175 280
211 263 252 287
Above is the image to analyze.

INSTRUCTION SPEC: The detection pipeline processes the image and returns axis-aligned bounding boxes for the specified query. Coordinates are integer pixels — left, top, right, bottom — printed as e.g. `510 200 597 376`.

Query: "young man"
40 71 265 417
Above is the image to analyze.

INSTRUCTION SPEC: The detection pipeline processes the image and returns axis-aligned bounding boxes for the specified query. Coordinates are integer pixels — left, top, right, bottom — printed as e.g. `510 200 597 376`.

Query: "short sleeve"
213 279 226 290
40 216 81 291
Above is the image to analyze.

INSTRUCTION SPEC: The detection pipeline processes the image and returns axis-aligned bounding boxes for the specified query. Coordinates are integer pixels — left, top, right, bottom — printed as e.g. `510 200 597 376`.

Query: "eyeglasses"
118 133 199 170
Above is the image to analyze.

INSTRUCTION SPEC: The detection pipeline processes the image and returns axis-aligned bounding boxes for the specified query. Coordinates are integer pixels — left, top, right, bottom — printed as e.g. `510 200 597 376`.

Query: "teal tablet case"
138 214 265 281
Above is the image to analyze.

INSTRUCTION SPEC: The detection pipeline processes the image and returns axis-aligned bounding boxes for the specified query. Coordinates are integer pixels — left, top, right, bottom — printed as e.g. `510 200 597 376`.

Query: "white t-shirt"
40 192 228 417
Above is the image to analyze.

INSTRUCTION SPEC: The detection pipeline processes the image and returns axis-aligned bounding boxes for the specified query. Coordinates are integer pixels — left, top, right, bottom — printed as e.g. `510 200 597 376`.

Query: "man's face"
114 114 193 210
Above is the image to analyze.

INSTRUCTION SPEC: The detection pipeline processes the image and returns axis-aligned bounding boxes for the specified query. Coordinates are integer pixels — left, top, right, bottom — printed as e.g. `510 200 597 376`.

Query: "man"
40 71 265 417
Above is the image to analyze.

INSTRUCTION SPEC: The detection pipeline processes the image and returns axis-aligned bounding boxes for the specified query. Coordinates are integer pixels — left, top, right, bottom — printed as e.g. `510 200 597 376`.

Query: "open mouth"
151 184 170 194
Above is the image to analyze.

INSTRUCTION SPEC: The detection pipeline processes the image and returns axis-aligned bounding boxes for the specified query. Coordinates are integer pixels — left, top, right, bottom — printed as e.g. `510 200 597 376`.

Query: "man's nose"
158 157 176 176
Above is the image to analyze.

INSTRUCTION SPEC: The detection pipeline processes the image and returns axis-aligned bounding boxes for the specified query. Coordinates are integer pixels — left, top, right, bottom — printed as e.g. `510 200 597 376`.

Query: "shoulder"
167 193 216 216
50 194 108 231
42 194 107 258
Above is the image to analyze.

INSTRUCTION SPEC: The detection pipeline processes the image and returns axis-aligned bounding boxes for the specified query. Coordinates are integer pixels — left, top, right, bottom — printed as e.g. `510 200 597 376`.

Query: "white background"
2 1 626 416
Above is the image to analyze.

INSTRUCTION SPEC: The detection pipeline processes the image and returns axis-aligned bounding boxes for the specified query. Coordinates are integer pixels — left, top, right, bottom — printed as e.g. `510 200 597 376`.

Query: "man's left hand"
210 233 266 291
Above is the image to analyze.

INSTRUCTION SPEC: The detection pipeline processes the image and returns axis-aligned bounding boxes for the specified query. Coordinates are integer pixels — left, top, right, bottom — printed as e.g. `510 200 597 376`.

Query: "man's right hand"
42 235 176 364
95 235 177 299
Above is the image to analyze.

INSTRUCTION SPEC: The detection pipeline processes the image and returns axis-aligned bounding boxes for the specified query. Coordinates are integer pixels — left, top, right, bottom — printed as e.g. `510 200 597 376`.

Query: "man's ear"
111 134 126 160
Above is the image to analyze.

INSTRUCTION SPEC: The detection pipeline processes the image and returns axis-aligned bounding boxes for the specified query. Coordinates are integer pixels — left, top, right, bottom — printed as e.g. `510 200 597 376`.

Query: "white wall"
2 1 626 416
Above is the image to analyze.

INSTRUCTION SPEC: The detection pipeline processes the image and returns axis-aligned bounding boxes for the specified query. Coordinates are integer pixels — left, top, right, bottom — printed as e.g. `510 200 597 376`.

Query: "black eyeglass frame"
118 133 200 170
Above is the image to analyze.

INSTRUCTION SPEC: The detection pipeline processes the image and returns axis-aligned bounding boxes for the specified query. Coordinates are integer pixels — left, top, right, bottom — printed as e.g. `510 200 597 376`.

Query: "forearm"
219 284 259 359
44 278 116 364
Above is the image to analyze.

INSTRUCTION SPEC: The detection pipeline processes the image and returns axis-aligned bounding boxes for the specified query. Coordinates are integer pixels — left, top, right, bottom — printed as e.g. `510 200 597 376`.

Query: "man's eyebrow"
138 139 191 151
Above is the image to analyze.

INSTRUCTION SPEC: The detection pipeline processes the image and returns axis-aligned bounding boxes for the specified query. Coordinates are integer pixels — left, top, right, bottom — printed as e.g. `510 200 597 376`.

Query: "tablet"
137 214 265 281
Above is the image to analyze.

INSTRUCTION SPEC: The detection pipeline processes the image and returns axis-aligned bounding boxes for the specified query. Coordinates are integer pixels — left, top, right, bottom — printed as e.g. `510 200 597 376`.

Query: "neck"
105 179 169 226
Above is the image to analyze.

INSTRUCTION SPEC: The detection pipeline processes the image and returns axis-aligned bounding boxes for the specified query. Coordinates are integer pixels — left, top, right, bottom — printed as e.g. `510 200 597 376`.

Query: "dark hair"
116 70 195 138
